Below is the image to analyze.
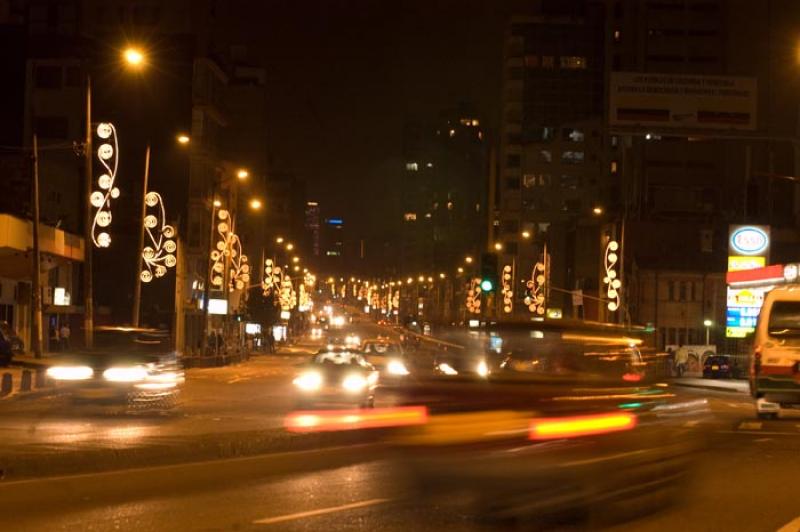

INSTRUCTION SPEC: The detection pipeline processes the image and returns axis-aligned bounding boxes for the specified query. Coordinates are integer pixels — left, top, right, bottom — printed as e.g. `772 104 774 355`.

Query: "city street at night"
6 0 800 530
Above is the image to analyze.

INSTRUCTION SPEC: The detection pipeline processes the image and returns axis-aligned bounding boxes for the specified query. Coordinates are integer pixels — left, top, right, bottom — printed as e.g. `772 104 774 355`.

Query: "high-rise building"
497 0 800 351
304 201 321 258
400 104 488 276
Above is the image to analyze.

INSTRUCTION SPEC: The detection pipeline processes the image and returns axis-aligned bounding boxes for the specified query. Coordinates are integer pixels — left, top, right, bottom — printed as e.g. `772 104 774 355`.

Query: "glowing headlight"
476 360 490 377
438 362 458 376
47 365 93 381
342 374 368 393
387 359 410 376
293 371 323 391
103 366 149 382
345 335 361 346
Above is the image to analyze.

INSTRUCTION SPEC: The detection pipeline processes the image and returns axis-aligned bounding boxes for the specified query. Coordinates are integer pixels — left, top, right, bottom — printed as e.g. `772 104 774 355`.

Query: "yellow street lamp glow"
292 257 300 263
407 277 413 284
427 276 433 283
593 206 604 215
457 267 464 273
286 243 294 251
249 198 262 210
293 265 300 272
237 169 249 180
465 256 473 264
418 275 425 282
176 134 190 144
123 47 145 67
276 236 284 244
439 273 446 279
494 242 503 251
212 199 222 207
521 231 531 239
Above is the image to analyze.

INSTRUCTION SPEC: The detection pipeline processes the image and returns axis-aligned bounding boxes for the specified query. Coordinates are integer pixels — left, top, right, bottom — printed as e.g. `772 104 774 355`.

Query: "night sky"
229 0 508 234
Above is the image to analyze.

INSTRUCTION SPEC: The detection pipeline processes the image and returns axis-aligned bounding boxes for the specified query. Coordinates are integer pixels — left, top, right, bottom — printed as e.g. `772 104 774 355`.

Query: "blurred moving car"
702 354 733 379
45 327 183 411
293 347 378 408
388 321 704 524
361 339 411 379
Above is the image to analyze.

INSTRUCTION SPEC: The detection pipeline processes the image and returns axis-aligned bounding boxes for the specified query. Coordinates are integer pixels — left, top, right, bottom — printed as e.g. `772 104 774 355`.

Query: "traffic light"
480 252 498 293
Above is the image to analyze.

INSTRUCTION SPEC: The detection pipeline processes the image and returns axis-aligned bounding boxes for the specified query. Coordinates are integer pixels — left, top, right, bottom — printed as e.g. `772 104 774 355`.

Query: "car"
703 354 733 379
293 347 379 409
45 327 184 411
386 321 704 522
361 339 412 379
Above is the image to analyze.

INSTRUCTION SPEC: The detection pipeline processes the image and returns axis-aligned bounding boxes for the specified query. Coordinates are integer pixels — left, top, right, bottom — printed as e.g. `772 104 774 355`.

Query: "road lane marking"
776 514 800 532
253 498 391 525
738 421 762 430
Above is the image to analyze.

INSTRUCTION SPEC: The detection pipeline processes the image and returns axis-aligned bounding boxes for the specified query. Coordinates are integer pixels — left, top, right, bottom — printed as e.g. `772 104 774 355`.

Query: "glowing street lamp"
292 257 300 264
237 169 249 180
276 236 284 244
176 134 190 145
213 199 222 207
521 230 531 239
249 198 262 210
123 47 145 67
494 242 504 252
593 206 604 215
286 243 294 251
465 256 474 264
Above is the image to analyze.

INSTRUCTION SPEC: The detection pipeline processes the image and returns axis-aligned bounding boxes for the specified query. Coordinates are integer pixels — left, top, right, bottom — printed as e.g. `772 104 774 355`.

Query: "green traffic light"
480 279 494 292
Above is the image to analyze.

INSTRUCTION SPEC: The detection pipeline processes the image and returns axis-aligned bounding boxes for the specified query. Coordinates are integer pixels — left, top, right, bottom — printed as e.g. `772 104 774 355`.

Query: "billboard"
726 225 770 338
609 72 757 131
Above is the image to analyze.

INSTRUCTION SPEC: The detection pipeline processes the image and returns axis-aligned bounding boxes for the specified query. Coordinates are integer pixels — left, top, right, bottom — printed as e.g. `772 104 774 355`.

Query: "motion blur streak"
285 406 428 433
529 412 637 440
560 333 643 346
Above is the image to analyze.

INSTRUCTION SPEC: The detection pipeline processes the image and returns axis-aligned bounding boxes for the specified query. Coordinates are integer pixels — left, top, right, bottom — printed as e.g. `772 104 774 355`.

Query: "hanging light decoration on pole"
90 122 120 248
525 261 546 316
209 209 249 292
501 264 514 314
603 240 622 312
140 191 177 283
465 277 482 314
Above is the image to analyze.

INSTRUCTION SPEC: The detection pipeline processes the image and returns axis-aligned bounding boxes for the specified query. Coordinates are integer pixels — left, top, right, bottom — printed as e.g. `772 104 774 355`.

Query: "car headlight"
387 359 410 376
47 365 93 381
103 366 149 382
438 362 458 376
293 371 323 391
342 374 368 393
476 360 490 377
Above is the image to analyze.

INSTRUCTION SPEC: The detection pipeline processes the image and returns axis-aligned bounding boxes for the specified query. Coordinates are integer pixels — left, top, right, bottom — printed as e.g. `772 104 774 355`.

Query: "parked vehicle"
703 355 733 379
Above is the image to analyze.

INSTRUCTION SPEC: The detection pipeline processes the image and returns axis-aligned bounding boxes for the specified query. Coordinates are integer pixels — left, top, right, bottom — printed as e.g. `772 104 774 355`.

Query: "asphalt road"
4 319 800 530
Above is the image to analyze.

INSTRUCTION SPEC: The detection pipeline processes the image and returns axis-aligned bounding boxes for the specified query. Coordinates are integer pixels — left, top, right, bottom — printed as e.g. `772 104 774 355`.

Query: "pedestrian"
50 324 60 352
59 322 71 351
267 329 275 354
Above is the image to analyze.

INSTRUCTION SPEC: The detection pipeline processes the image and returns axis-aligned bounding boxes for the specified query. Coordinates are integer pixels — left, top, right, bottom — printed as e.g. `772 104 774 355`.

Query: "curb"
0 424 383 482
671 381 748 394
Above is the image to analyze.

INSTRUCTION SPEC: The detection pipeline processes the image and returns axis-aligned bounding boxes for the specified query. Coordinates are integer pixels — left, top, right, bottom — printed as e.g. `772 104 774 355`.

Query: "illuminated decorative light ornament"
209 209 249 292
262 258 275 296
525 261 546 315
465 277 482 315
501 264 514 314
91 122 120 248
603 240 622 312
140 192 177 282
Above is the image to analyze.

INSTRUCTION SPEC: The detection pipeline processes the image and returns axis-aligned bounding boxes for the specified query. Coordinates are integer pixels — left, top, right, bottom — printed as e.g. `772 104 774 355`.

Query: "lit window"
560 56 587 69
471 119 479 126
561 151 585 164
326 251 341 256
610 160 618 174
563 128 584 142
426 162 433 168
425 213 432 219
447 201 453 210
614 30 621 42
404 213 417 221
406 162 418 171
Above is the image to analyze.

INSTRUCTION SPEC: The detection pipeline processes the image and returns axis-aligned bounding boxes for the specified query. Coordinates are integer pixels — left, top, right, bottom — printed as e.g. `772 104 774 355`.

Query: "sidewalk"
671 377 749 394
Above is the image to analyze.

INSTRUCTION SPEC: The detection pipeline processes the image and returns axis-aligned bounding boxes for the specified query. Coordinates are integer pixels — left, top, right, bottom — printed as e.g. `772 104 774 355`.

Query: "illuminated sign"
728 256 765 272
785 264 799 282
245 323 261 335
280 310 291 320
729 226 769 256
546 308 563 319
327 218 343 225
726 327 749 338
208 298 228 315
726 288 765 308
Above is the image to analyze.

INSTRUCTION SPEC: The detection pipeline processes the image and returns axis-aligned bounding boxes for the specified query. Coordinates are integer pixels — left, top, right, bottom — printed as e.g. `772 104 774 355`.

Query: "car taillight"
528 412 637 441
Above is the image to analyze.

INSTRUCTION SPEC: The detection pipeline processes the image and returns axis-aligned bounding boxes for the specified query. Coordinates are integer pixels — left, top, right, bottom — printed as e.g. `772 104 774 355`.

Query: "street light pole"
31 134 43 358
83 74 94 349
131 144 151 327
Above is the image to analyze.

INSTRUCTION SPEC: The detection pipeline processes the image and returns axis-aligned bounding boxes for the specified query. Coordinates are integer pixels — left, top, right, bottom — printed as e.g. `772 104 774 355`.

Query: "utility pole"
131 144 151 327
83 75 94 349
31 134 43 358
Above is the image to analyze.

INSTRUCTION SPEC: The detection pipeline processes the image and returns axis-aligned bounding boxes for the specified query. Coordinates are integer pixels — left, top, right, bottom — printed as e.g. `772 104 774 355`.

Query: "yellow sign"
726 327 750 338
728 256 765 272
